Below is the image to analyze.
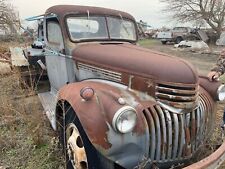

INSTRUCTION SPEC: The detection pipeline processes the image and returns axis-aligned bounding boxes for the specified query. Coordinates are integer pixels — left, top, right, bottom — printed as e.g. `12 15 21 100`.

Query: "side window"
47 21 63 48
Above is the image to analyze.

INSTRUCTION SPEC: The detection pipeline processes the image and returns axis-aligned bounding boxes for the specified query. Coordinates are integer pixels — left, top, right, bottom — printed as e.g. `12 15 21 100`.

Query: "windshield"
67 16 136 42
107 17 136 41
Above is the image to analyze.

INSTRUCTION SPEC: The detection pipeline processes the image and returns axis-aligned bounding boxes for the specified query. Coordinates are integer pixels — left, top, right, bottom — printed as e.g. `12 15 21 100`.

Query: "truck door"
44 17 69 92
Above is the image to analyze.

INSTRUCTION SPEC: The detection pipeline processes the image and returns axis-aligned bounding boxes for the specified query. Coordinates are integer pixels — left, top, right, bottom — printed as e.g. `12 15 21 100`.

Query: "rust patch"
191 116 196 147
184 127 192 156
58 81 147 149
121 73 130 85
131 76 155 97
59 83 114 149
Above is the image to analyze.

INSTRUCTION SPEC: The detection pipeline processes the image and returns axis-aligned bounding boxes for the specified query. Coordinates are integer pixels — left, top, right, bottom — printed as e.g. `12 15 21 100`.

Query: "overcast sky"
12 0 186 28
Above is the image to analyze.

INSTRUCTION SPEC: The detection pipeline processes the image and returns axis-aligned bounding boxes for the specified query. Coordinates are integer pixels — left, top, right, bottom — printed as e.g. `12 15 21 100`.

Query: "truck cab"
37 5 225 169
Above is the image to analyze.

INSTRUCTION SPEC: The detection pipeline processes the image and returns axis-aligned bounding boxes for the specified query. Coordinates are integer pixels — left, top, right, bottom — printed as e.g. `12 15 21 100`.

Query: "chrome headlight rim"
217 84 225 101
112 106 137 134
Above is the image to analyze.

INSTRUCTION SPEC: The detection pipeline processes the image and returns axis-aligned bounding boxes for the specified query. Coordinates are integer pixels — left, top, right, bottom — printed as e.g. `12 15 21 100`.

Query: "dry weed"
0 70 63 168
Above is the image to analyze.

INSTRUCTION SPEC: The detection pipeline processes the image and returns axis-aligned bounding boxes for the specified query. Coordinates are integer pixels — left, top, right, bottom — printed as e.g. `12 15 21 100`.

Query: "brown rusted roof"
46 5 135 21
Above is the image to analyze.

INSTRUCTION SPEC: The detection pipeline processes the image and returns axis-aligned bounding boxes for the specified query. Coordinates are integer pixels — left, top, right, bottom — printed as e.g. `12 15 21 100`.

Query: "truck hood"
72 43 198 84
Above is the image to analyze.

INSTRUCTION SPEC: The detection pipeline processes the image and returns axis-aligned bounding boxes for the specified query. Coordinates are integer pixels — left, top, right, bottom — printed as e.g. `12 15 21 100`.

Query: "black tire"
31 44 35 48
185 35 200 41
161 41 167 45
59 104 105 169
175 37 183 44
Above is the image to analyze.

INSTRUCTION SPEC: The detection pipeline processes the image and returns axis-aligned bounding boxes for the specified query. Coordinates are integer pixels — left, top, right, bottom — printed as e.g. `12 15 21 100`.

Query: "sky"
11 0 187 28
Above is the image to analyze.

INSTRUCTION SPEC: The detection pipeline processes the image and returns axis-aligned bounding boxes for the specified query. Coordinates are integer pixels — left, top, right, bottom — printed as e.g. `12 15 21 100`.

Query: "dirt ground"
0 40 225 169
139 39 225 75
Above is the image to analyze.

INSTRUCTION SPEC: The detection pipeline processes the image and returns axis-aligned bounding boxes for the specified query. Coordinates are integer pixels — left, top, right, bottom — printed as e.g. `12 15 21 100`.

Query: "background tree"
160 0 225 37
0 0 19 34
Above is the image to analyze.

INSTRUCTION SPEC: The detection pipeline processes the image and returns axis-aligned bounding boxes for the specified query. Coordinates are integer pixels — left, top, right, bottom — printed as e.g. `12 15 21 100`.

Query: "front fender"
57 81 149 169
199 75 221 101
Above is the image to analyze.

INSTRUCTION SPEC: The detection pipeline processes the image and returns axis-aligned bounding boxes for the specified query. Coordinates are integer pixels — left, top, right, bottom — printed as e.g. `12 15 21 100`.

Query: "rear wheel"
175 36 183 44
161 41 167 45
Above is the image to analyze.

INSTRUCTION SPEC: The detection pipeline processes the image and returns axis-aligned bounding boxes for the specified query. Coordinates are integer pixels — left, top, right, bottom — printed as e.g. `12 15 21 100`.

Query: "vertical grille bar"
172 113 179 159
199 101 205 141
196 108 201 147
143 109 156 160
191 109 196 152
184 113 192 156
150 107 161 161
164 109 172 159
178 114 185 158
155 105 167 160
202 94 214 135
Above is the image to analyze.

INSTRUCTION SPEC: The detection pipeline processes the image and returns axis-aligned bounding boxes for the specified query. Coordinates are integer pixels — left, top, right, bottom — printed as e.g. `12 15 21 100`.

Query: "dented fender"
57 81 150 168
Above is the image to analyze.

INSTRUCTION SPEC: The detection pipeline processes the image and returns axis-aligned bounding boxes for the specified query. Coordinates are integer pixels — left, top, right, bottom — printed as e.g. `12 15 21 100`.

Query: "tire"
58 104 107 169
31 44 36 48
185 35 200 41
161 41 167 45
175 37 183 44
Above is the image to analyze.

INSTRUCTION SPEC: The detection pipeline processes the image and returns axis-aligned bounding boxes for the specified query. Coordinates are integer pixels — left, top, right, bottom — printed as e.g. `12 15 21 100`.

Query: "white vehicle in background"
157 27 195 44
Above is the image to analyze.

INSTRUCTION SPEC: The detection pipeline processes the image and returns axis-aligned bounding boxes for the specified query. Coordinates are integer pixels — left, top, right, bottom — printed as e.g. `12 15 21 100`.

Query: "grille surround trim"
143 95 211 162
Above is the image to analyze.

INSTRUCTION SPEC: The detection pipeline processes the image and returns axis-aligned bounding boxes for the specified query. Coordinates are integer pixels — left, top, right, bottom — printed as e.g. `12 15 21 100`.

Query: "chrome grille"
77 62 122 82
156 83 198 109
143 96 211 162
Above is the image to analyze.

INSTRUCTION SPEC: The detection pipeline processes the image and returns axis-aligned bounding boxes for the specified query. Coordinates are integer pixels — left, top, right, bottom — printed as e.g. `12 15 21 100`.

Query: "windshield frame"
65 14 138 43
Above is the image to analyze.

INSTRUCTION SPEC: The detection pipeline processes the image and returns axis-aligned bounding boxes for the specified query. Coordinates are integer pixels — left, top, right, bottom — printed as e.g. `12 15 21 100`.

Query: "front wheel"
66 123 88 169
59 105 102 169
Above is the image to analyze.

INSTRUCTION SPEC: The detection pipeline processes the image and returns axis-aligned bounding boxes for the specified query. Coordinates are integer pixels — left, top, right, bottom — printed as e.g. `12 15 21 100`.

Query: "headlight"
112 106 137 133
217 85 225 101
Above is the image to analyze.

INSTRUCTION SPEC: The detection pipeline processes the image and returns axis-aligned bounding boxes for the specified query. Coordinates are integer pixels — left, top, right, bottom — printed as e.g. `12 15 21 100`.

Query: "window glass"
47 22 63 44
66 16 137 41
173 27 187 32
67 16 108 40
107 17 136 40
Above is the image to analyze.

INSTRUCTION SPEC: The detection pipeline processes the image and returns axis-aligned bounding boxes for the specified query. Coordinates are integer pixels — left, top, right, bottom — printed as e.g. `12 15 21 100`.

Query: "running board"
38 92 57 130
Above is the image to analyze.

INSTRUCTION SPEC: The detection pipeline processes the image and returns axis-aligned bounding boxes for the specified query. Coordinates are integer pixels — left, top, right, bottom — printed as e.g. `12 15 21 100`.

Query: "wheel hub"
66 123 88 169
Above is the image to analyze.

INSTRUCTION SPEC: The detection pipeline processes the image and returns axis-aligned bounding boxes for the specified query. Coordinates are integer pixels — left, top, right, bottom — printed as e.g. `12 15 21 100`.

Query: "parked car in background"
157 27 199 44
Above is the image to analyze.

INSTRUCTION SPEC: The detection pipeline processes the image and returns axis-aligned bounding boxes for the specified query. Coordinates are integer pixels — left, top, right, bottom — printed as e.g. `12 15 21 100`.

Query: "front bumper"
184 140 225 169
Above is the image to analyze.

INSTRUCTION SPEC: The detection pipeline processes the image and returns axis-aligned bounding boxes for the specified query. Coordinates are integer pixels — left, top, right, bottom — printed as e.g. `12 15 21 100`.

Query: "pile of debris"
0 45 11 75
174 40 211 53
216 32 225 46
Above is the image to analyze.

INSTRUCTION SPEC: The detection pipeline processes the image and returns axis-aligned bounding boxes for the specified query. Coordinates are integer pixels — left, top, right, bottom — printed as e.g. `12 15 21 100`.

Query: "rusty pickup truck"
35 5 225 169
